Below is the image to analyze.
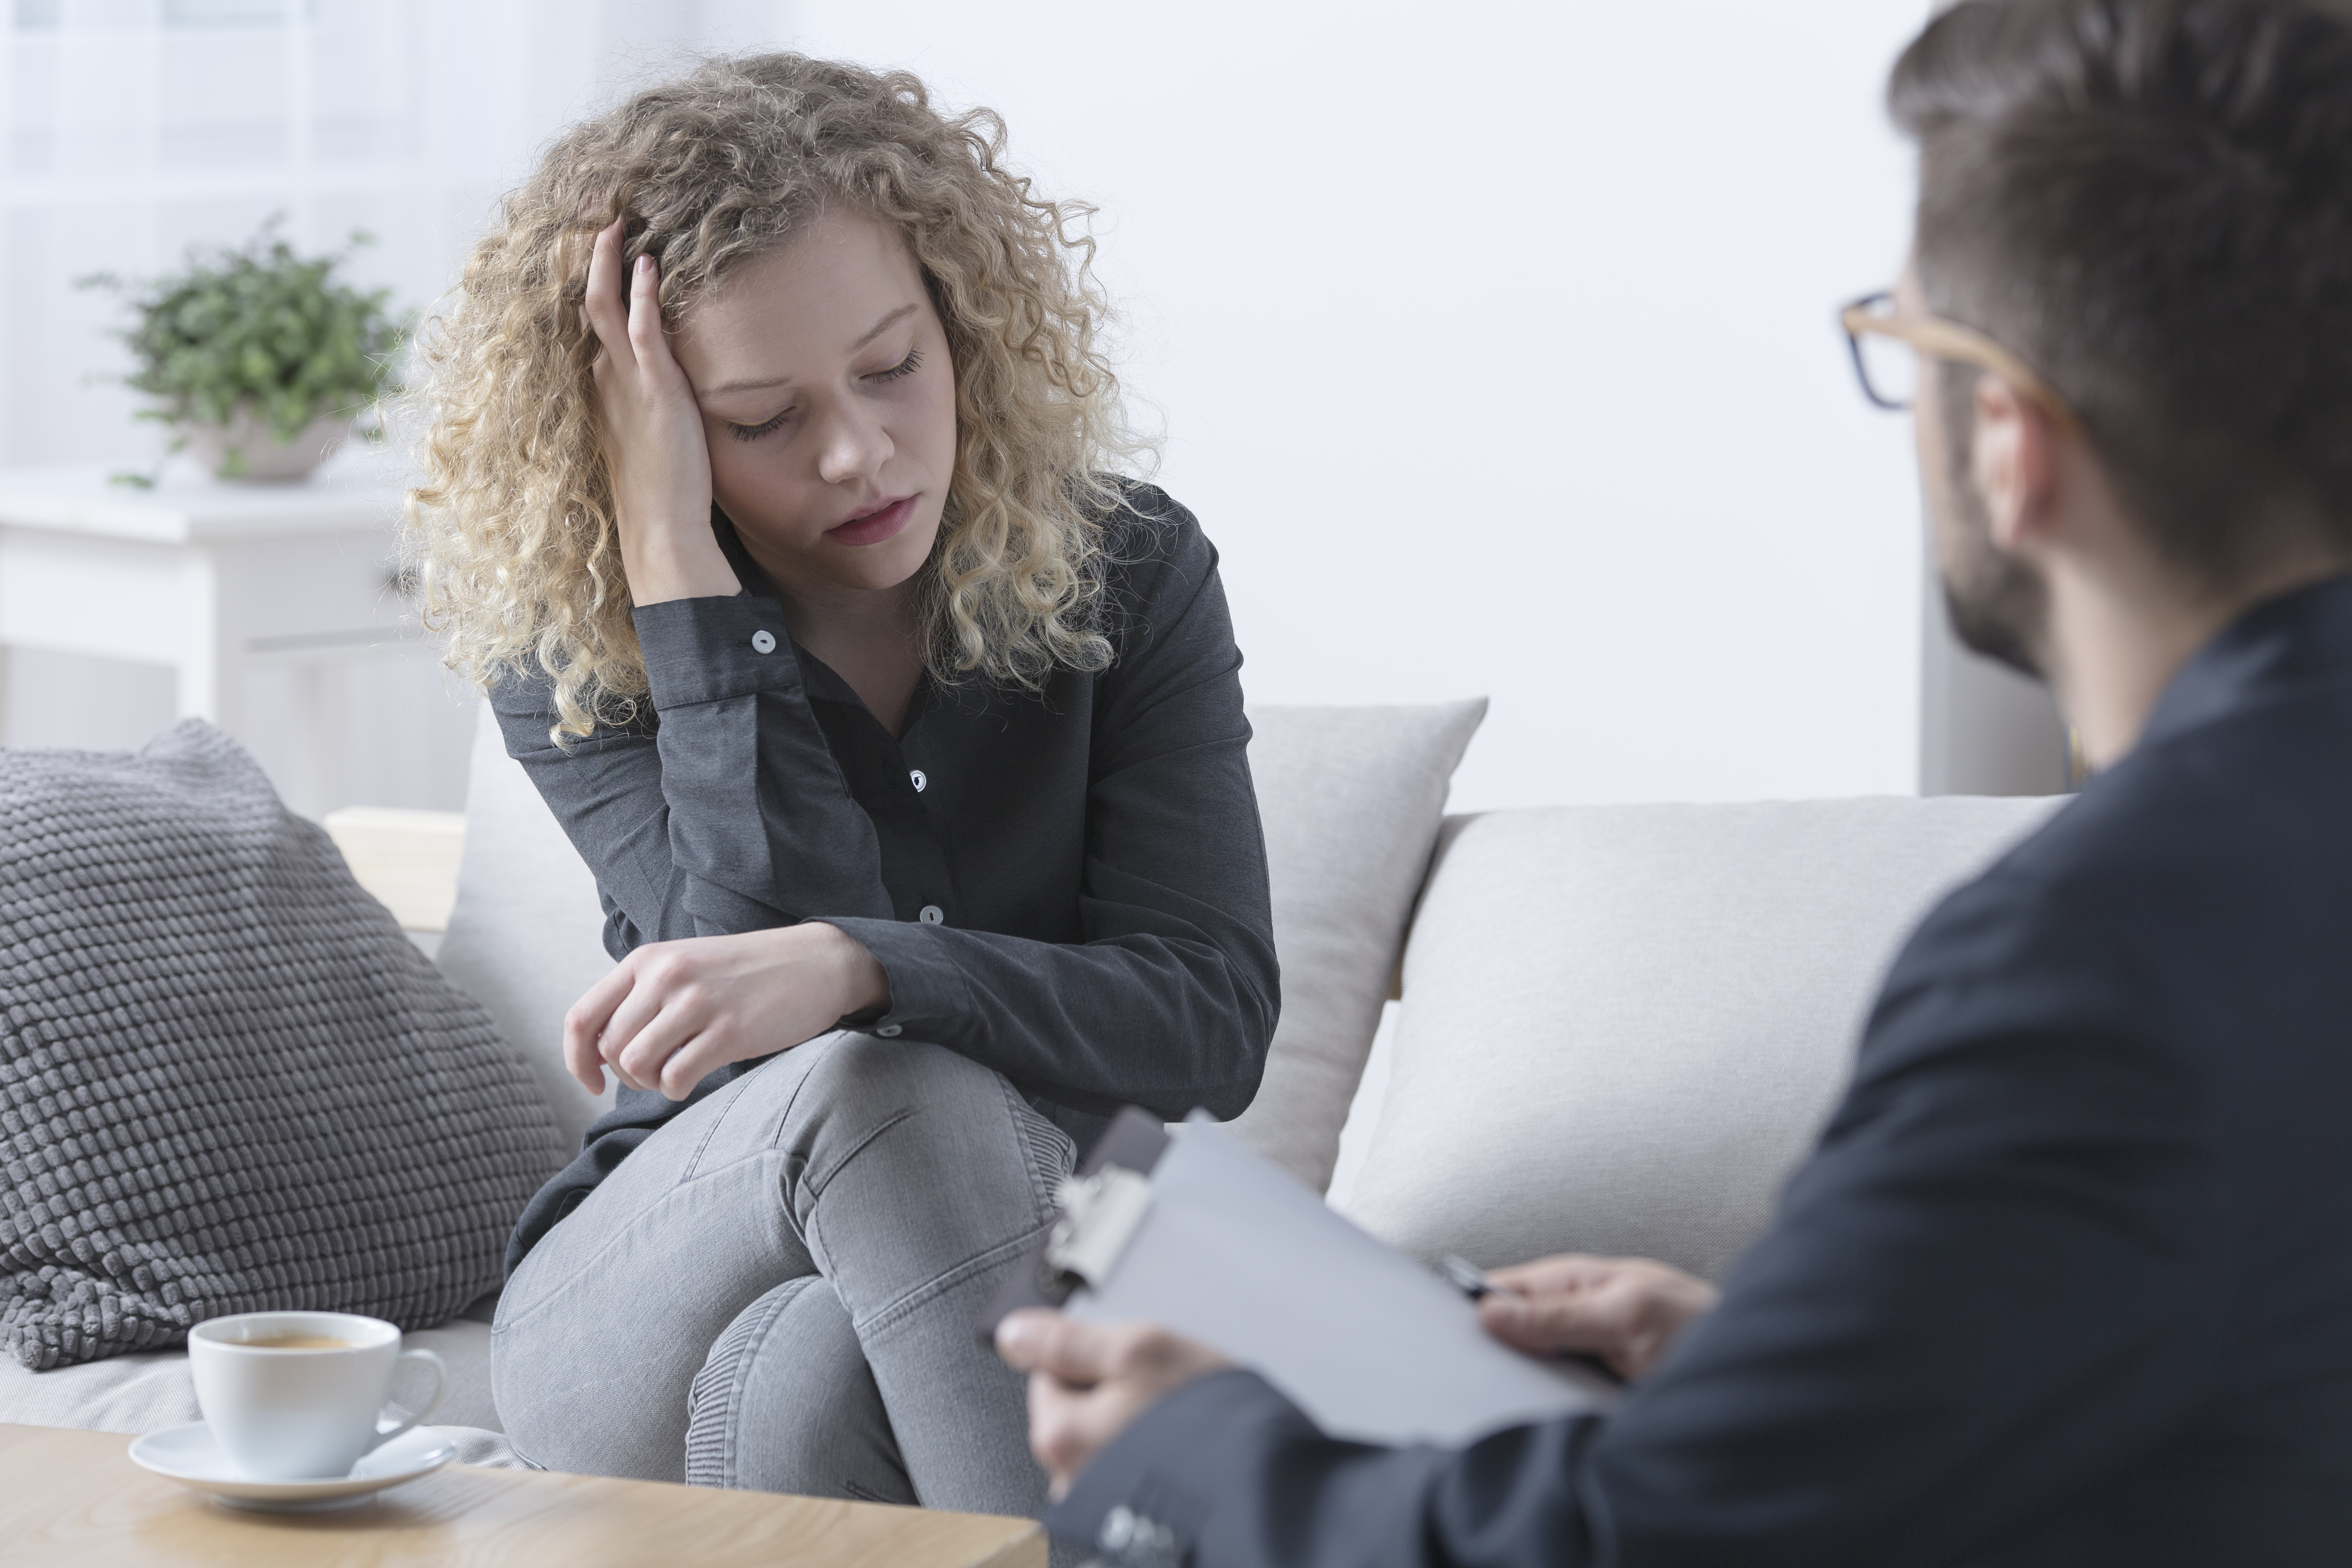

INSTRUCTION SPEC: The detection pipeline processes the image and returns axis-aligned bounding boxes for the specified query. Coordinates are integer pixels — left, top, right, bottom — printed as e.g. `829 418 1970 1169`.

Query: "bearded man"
996 1 2352 1563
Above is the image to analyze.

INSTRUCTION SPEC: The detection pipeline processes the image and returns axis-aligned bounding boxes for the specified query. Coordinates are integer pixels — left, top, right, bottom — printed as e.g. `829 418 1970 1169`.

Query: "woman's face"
672 207 958 600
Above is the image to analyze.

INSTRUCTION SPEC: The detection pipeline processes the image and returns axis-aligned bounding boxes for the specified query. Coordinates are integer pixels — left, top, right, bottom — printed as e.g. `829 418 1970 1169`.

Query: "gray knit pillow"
0 721 568 1370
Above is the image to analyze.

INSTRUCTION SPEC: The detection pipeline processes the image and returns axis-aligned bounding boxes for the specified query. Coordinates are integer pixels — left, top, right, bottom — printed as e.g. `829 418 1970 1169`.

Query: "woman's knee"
791 1031 1010 1129
684 1276 912 1503
739 1033 1071 1202
490 1133 819 1481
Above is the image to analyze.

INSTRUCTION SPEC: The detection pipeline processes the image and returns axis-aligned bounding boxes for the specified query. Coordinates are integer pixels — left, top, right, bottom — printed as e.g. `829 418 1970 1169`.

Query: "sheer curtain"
0 0 787 805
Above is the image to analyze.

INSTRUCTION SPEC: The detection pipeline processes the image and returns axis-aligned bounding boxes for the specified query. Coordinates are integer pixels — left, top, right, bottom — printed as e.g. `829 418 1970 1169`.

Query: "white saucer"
129 1423 459 1512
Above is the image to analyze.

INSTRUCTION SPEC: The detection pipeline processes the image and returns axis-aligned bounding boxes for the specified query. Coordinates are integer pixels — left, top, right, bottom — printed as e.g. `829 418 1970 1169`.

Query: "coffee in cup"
188 1311 446 1481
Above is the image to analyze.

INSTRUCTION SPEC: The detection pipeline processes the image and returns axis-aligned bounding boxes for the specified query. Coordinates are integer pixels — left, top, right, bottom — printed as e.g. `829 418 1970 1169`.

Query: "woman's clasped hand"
562 921 893 1100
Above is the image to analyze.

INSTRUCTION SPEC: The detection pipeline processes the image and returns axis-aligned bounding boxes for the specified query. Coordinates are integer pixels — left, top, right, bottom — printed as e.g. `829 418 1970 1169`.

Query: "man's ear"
1969 376 2064 553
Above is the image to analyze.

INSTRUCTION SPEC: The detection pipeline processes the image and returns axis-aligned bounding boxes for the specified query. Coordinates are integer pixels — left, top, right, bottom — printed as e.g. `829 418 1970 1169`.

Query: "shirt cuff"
632 595 803 710
819 917 972 1043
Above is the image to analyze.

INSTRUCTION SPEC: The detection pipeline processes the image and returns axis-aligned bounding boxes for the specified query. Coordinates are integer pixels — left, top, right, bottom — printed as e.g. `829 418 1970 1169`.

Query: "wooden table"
0 1426 1044 1568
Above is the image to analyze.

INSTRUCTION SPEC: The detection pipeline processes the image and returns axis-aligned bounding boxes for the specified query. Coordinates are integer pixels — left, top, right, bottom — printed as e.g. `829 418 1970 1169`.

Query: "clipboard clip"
977 1106 1173 1346
1041 1165 1153 1293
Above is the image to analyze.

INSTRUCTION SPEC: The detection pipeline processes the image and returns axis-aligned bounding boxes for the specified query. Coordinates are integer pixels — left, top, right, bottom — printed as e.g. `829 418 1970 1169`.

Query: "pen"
1439 1255 1627 1387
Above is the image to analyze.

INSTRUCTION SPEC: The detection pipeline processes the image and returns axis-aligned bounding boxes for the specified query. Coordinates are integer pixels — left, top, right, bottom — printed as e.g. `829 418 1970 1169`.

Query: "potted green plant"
81 221 410 482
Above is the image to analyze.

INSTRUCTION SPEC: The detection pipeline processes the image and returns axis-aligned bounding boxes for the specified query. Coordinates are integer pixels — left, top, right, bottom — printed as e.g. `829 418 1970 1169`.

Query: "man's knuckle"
1028 1320 1075 1367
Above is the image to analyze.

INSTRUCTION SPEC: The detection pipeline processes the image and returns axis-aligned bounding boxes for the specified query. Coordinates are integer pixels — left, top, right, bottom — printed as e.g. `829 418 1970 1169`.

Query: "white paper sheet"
1066 1117 1617 1447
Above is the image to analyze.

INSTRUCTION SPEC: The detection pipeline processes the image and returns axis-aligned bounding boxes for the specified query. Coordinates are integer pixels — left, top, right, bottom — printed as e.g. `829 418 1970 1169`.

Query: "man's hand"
1478 1254 1720 1381
563 922 890 1100
995 1311 1231 1501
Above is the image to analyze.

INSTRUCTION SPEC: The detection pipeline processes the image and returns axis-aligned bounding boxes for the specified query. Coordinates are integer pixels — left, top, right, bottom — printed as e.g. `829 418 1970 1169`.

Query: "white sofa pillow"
1228 702 1486 1192
435 700 1486 1186
1341 795 2062 1281
435 705 616 1149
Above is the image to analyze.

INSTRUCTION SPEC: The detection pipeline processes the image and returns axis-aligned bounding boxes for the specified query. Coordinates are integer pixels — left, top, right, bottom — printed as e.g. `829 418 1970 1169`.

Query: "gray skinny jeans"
491 1029 1075 1514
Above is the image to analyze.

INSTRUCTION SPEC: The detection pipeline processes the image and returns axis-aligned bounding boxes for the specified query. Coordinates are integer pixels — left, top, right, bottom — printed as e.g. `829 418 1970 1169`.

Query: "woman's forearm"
491 607 895 949
829 920 1278 1120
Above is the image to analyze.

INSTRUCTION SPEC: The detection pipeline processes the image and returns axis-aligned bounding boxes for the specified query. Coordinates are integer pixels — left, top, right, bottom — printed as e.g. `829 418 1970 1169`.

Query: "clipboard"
980 1108 1618 1448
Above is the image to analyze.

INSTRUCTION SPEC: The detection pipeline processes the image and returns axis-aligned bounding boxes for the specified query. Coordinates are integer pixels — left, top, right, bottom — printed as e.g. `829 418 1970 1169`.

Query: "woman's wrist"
619 515 743 605
816 921 893 1018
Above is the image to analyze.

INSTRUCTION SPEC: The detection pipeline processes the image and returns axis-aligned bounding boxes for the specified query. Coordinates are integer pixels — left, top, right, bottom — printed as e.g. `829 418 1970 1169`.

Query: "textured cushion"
1342 796 2063 1281
0 721 569 1369
435 704 616 1148
1227 702 1486 1192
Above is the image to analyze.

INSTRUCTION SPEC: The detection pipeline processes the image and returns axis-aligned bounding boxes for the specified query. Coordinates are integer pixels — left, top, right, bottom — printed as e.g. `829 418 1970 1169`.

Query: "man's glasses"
1839 291 2081 435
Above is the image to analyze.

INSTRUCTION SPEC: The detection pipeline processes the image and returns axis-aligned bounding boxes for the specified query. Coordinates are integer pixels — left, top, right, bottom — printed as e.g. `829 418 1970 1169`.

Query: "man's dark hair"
1892 0 2352 584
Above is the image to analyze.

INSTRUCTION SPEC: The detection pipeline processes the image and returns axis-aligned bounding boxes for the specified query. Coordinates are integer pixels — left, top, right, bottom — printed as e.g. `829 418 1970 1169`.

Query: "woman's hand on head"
562 922 893 1100
581 218 741 605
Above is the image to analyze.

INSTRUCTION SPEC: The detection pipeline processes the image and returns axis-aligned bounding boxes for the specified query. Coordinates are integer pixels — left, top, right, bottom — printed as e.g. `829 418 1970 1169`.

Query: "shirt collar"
2139 570 2352 751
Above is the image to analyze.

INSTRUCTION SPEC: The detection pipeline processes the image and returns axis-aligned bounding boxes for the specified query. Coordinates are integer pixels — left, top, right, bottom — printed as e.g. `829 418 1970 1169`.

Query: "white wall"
1921 572 2073 795
779 0 1936 812
5 1 1956 815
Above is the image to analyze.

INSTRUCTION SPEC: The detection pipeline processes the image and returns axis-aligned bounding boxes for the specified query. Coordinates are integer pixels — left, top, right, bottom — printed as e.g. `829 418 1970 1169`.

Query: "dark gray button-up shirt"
496 483 1279 1269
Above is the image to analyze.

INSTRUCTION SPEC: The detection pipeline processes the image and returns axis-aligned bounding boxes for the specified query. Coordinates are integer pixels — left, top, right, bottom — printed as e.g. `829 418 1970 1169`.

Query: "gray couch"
0 700 2058 1471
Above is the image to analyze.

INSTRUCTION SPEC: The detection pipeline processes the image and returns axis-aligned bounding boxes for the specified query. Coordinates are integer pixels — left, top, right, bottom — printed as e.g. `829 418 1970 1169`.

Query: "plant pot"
181 408 354 482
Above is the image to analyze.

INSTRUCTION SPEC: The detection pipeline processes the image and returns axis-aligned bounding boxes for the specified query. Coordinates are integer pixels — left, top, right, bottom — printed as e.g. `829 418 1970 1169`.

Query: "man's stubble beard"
1935 381 2050 680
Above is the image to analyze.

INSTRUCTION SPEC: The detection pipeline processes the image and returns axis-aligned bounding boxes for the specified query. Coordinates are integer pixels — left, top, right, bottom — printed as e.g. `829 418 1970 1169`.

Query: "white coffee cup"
187 1311 447 1481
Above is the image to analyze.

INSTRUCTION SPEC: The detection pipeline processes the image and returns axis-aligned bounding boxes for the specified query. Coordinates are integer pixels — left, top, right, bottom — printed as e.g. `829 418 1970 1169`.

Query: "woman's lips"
824 494 917 547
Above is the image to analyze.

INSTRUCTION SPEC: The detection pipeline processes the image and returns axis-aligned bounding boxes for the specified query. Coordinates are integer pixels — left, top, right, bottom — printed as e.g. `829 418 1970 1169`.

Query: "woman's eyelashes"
722 348 925 442
727 408 792 442
873 346 923 383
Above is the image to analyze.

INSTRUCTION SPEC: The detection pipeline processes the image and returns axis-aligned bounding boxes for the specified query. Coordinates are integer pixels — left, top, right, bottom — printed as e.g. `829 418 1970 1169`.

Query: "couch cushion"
440 699 1486 1195
1342 795 2063 1281
1226 702 1485 1191
436 704 616 1149
0 721 569 1370
0 1317 509 1443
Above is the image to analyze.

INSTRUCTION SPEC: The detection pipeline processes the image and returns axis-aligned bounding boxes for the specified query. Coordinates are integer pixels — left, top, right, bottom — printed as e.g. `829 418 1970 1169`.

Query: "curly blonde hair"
401 53 1139 737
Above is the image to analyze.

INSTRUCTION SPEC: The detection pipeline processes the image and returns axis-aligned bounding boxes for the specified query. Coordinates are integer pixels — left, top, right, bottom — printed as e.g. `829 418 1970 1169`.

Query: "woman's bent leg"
776 1032 1074 1514
493 1045 833 1481
493 1028 1073 1511
685 1276 913 1503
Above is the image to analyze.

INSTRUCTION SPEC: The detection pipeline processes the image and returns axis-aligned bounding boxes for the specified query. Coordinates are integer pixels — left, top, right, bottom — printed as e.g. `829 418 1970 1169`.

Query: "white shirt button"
1101 1507 1136 1552
919 905 944 925
750 629 776 654
909 769 927 793
876 1023 903 1038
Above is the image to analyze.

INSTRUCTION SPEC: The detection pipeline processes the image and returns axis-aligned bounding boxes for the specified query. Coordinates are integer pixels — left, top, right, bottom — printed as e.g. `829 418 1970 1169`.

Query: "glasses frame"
1839 291 2082 437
